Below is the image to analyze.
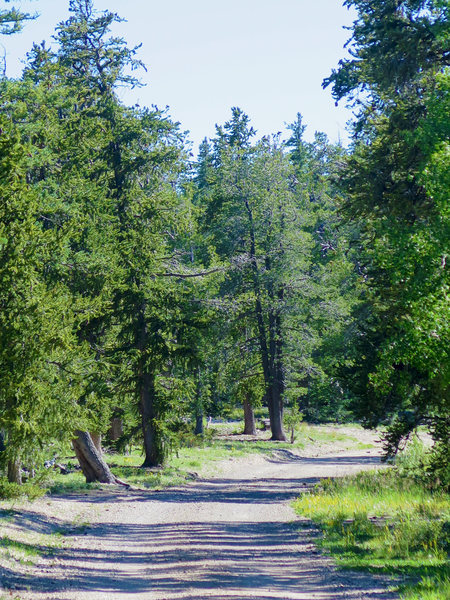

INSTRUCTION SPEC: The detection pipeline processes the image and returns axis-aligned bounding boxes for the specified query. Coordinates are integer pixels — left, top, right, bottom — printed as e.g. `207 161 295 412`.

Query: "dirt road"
1 448 398 600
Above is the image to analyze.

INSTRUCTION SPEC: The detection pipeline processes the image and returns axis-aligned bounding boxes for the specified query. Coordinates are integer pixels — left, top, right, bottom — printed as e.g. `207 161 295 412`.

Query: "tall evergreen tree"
0 0 199 476
51 0 201 469
196 109 320 440
0 117 79 482
286 117 360 422
325 0 449 479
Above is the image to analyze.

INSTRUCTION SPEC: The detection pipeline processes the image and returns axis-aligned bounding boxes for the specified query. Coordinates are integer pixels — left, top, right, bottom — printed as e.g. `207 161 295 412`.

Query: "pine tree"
196 109 318 440
0 0 195 476
0 118 78 482
53 0 205 469
325 0 449 478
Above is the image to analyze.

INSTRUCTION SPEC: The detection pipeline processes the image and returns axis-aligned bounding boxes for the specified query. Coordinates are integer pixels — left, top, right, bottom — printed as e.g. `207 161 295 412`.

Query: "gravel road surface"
1 447 398 600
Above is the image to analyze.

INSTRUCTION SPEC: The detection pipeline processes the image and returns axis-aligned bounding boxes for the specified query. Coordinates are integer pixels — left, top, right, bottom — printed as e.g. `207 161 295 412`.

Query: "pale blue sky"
2 0 356 151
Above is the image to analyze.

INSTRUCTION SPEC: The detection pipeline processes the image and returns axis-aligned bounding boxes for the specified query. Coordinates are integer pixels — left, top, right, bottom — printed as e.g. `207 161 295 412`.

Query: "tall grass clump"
395 435 450 493
293 442 450 600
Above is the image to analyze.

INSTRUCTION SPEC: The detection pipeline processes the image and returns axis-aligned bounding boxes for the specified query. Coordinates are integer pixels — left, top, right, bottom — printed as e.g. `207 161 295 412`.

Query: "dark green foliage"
325 0 449 109
325 0 449 482
193 109 359 434
0 117 79 476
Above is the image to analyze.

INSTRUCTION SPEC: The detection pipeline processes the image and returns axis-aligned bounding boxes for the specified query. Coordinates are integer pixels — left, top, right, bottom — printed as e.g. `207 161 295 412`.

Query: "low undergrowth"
0 479 47 501
293 467 450 600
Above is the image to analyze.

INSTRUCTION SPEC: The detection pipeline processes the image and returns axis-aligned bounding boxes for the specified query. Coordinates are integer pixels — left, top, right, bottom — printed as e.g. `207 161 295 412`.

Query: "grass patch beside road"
293 469 450 600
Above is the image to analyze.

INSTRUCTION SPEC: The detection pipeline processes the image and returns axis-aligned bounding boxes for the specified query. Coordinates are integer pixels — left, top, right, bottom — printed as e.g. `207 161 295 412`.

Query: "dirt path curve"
5 449 398 600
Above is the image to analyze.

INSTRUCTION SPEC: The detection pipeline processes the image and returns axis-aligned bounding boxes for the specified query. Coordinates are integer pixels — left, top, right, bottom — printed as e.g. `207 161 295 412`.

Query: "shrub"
0 478 47 501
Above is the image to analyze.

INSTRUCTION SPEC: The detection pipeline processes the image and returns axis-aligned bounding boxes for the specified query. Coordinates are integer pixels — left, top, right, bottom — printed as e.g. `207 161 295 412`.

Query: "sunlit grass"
293 469 450 600
0 524 66 572
399 571 450 600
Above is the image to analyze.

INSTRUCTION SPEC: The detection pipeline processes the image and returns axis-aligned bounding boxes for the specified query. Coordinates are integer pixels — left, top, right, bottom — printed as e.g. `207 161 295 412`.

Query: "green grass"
215 421 368 447
297 424 368 446
0 527 65 572
293 469 450 600
47 473 103 494
0 536 43 561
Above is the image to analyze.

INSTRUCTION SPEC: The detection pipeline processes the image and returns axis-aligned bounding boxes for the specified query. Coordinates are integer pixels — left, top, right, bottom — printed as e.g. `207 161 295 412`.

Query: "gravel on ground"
0 435 398 600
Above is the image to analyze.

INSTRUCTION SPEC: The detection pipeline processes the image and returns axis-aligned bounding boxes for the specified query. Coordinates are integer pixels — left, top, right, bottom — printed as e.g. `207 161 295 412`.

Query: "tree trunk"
195 413 204 435
140 371 165 467
7 459 22 484
90 432 102 453
266 284 287 441
243 396 256 435
245 197 286 442
108 417 123 442
72 431 117 483
194 369 204 435
267 382 287 441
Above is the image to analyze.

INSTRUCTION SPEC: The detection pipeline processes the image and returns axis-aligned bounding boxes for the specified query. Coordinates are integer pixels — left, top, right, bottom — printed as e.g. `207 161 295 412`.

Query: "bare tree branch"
155 267 225 278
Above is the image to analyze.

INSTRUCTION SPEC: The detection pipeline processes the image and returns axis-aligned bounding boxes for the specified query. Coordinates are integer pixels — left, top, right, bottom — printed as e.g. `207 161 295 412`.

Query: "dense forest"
0 0 448 488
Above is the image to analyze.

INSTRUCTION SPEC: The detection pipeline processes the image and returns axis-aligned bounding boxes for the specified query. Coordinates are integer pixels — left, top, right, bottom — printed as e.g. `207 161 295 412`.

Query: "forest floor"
0 426 400 600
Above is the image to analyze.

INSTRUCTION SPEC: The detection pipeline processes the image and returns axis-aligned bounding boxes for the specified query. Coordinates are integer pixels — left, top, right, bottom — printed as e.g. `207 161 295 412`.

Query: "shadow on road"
2 519 394 599
1 452 395 599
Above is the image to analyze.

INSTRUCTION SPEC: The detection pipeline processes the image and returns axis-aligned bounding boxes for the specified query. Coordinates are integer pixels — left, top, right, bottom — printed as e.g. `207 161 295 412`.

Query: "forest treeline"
0 1 448 487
